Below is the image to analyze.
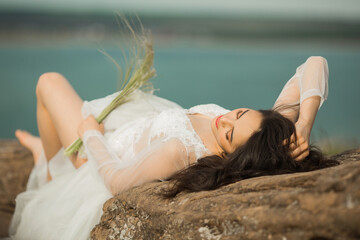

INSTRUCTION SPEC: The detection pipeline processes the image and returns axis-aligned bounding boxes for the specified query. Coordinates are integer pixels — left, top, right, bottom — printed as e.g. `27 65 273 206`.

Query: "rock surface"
0 140 359 239
91 149 360 240
0 140 33 237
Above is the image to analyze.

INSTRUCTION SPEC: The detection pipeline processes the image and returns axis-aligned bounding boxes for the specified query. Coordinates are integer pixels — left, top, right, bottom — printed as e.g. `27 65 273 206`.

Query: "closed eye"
227 111 242 142
236 110 243 119
226 130 231 141
238 109 249 119
229 109 250 143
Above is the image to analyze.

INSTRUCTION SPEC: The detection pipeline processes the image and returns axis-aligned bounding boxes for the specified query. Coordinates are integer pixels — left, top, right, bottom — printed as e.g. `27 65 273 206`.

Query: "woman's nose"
220 116 234 128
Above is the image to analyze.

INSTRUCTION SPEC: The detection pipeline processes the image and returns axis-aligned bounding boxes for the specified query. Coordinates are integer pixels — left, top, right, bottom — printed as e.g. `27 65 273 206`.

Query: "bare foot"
15 129 43 165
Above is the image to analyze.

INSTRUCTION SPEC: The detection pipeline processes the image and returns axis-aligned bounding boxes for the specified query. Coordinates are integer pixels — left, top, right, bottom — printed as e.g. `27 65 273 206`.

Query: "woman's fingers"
284 132 310 161
294 148 310 161
77 115 103 139
99 123 105 135
289 133 296 143
289 136 306 149
290 140 309 161
283 133 296 146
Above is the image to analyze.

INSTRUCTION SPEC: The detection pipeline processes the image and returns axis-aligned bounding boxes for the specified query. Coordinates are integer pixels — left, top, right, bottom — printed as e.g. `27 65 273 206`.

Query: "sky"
1 0 360 21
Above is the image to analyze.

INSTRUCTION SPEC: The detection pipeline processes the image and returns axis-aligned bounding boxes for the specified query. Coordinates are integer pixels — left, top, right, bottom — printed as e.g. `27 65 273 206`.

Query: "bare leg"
34 72 87 173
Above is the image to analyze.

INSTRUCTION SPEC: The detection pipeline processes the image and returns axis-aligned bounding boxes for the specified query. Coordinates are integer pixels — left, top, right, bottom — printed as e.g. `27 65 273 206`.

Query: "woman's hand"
77 115 104 139
289 122 310 161
288 96 321 161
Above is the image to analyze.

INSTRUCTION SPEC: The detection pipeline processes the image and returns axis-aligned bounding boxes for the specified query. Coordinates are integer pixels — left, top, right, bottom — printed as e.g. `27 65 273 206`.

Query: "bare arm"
290 96 321 161
78 115 188 196
295 96 321 143
274 56 329 160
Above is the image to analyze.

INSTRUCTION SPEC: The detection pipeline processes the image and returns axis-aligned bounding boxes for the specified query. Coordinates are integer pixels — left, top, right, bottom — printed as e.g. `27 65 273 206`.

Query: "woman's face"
211 108 263 154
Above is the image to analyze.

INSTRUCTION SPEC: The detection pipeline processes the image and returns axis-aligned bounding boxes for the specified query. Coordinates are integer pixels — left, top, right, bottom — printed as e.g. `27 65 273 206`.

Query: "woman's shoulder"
187 104 230 116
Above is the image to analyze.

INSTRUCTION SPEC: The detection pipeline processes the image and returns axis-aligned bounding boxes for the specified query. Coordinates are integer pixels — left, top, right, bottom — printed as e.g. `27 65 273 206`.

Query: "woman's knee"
36 72 67 99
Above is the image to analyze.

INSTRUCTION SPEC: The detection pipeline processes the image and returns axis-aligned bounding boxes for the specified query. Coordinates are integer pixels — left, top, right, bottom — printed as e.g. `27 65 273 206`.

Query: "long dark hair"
160 109 339 199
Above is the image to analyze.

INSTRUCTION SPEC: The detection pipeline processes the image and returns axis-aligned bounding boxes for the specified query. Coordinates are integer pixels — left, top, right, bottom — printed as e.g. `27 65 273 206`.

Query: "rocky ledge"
0 140 359 240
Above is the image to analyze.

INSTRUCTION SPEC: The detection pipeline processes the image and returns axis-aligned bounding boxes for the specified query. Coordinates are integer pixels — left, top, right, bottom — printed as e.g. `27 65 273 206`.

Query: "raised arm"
273 56 329 160
273 56 329 123
78 115 188 196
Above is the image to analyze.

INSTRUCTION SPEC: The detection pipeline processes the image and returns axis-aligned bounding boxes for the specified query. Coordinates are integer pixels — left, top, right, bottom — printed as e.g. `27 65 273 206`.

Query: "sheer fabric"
82 103 228 195
273 56 329 121
82 56 329 196
9 56 329 240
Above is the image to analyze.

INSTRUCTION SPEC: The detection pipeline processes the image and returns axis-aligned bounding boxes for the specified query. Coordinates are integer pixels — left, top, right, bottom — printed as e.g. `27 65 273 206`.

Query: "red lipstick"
216 115 223 129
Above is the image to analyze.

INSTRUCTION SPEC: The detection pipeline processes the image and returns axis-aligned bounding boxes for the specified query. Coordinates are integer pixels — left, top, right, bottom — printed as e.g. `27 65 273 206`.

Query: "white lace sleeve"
82 130 188 196
273 56 329 120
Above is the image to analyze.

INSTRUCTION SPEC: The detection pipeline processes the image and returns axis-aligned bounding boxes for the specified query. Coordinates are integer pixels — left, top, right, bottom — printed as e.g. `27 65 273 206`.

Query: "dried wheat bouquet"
64 16 156 156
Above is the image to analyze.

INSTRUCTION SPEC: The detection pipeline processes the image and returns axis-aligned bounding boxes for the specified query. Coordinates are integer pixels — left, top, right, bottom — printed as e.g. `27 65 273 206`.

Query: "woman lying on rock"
10 23 338 240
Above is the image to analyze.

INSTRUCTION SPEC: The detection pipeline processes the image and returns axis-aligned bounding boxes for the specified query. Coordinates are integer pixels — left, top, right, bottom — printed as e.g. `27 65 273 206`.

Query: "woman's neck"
186 113 222 156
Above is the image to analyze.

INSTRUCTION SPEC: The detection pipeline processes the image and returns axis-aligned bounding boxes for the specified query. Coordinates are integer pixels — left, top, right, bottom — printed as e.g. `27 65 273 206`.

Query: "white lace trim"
150 104 230 160
187 104 230 117
150 109 210 159
105 104 230 162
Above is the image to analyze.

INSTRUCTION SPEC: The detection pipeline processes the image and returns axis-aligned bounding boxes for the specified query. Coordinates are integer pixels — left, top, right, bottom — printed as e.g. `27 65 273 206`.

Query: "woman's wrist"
298 96 320 122
296 96 321 142
295 120 311 142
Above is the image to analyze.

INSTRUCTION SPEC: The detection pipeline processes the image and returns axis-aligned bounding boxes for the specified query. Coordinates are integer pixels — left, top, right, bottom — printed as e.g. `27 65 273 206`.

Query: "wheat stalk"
64 17 156 157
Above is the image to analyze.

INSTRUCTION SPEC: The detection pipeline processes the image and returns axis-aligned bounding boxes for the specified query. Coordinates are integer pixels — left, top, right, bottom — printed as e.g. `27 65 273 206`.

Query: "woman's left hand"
77 115 104 139
289 96 320 161
289 121 310 161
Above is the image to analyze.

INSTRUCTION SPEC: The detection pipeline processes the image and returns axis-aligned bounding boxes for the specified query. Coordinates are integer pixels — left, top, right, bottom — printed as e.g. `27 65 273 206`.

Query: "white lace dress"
9 56 329 240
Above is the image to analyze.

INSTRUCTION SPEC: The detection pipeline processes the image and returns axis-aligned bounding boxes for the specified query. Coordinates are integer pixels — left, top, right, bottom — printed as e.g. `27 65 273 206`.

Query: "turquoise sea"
1 40 359 152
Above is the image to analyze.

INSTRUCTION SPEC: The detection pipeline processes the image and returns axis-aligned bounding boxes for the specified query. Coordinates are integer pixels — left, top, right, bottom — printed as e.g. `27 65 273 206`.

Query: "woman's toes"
15 129 28 145
15 129 40 149
15 129 43 165
15 129 33 146
15 129 22 139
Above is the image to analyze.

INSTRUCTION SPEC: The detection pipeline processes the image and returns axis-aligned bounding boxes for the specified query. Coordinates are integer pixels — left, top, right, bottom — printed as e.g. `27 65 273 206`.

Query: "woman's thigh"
37 72 84 149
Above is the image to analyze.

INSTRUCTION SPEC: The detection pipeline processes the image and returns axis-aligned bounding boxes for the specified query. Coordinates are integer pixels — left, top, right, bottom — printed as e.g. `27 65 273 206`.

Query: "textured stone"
0 140 34 237
0 140 359 240
91 149 360 240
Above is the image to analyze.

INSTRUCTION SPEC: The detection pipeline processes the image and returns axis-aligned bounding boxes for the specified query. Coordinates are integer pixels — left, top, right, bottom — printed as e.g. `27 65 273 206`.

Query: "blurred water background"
0 0 359 154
